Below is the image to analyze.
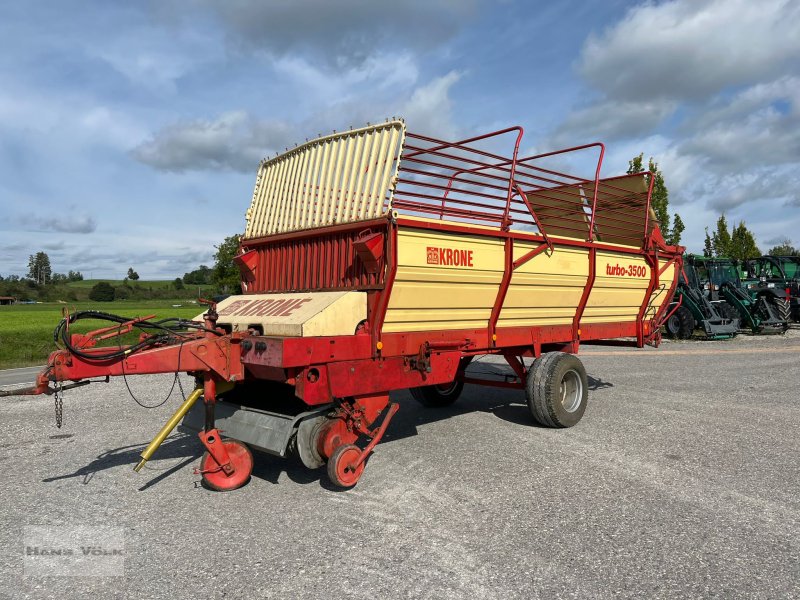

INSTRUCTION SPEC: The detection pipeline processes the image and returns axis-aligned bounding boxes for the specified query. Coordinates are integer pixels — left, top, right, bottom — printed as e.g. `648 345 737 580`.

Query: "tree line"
22 252 84 285
181 234 242 292
1 234 243 302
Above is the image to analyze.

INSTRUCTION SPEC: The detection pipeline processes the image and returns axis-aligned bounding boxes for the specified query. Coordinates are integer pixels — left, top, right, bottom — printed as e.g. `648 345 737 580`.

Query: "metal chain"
176 368 187 400
54 382 63 429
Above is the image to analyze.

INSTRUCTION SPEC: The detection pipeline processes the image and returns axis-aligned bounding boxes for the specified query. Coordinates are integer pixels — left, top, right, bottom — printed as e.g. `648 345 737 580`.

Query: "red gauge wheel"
327 444 365 489
200 439 254 492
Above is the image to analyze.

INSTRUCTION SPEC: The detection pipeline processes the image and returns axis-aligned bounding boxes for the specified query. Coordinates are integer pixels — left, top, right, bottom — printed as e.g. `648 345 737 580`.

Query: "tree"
627 154 683 245
671 213 685 247
127 267 140 281
703 227 714 257
183 265 212 285
712 214 732 257
173 277 185 290
89 281 115 301
767 240 800 256
67 270 83 282
212 234 242 293
729 221 761 260
709 215 760 260
26 251 52 284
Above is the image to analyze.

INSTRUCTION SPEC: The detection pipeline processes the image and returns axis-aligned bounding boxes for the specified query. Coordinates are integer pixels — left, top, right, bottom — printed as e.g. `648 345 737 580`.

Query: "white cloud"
401 71 462 138
553 0 800 253
553 98 676 144
703 167 800 211
132 70 465 173
678 77 800 172
184 0 480 67
16 215 97 234
273 51 419 99
0 86 147 151
694 76 800 127
131 111 295 172
96 48 192 94
579 0 800 102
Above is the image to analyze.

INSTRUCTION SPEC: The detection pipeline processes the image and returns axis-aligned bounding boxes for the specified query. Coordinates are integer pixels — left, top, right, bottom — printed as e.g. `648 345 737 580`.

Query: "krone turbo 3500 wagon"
13 120 684 490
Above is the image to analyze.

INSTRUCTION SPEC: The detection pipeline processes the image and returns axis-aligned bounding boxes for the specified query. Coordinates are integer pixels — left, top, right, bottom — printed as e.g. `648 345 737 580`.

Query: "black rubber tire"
410 380 464 407
719 302 739 324
525 352 588 428
409 357 472 407
773 297 791 324
664 305 694 339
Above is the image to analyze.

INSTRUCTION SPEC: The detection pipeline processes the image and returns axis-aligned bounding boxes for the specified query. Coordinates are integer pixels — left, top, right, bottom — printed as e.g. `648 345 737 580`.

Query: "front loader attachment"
719 282 788 334
677 286 739 339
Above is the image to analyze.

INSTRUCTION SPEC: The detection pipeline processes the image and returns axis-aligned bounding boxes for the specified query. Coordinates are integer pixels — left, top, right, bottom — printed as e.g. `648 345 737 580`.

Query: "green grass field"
0 300 205 369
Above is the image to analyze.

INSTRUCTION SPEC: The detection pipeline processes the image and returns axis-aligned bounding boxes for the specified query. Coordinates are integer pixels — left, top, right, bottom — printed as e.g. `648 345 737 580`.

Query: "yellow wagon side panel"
582 252 651 323
383 228 504 333
498 243 589 327
384 223 678 335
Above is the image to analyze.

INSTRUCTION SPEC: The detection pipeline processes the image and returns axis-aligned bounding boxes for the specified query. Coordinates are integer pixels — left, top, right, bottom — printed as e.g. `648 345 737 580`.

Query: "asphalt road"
0 366 42 387
1 333 798 599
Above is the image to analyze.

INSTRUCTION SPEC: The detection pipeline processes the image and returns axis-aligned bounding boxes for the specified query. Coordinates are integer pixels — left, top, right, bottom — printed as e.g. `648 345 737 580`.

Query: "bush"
114 286 131 300
88 281 115 302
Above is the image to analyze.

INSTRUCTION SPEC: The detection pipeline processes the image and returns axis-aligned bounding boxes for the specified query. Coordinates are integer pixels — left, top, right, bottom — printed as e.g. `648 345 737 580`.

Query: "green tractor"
692 256 788 334
739 255 799 323
664 255 739 340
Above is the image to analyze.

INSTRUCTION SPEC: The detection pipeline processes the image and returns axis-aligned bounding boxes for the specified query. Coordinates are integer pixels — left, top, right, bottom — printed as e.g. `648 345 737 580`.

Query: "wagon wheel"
200 439 254 492
409 380 464 407
326 444 365 489
525 352 588 428
295 415 328 469
409 356 472 407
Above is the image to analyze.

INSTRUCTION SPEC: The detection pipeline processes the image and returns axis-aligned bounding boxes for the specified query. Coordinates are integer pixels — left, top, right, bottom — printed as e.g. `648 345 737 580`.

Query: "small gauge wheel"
200 439 254 492
326 444 365 489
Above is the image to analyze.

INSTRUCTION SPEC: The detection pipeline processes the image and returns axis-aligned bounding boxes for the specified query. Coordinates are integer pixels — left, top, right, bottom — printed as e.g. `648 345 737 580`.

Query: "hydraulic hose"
53 310 221 362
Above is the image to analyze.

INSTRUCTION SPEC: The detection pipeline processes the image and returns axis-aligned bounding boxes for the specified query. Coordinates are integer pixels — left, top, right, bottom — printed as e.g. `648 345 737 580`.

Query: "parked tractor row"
664 254 798 340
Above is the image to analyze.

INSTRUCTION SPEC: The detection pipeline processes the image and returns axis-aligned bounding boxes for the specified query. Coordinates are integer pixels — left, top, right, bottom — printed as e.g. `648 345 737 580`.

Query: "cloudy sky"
1 0 798 279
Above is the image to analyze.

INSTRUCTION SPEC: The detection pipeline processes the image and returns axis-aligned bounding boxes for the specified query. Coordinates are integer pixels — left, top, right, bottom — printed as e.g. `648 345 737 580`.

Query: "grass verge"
0 301 204 369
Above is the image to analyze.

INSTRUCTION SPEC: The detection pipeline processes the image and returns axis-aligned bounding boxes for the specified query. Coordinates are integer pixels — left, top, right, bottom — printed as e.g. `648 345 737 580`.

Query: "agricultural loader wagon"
5 120 684 491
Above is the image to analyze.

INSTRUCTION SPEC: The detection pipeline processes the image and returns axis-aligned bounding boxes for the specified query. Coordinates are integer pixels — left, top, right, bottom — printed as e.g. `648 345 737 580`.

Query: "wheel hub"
559 369 583 413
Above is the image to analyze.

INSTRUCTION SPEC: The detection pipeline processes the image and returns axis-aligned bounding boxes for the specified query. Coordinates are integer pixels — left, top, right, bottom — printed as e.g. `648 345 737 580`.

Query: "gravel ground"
1 331 799 599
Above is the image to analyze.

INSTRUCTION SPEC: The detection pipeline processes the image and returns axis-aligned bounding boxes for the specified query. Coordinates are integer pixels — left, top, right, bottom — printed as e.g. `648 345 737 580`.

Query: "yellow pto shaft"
133 387 203 473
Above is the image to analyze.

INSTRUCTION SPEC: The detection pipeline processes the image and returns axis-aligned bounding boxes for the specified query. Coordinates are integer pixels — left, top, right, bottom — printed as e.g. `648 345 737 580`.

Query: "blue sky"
1 0 798 279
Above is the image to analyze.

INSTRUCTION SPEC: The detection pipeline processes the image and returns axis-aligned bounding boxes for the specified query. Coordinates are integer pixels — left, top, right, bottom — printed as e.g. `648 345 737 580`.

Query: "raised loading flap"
202 291 367 337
